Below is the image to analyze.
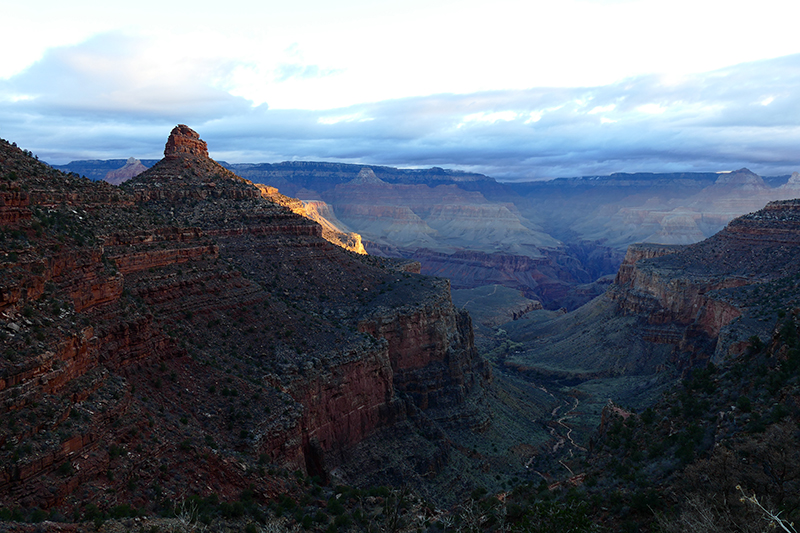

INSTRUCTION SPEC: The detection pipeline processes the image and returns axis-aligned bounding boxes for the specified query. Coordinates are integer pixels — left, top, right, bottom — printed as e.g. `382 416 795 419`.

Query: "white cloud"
589 104 616 114
525 111 543 124
636 103 667 114
460 111 520 126
0 33 250 120
6 0 800 110
2 94 36 103
317 114 373 125
3 42 800 180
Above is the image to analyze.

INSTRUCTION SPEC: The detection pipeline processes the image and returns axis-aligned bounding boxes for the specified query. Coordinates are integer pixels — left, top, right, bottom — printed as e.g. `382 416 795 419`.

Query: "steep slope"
220 162 618 310
48 162 800 313
48 159 630 311
295 199 366 255
612 200 800 347
327 174 558 253
502 199 800 411
0 127 490 515
583 299 800 532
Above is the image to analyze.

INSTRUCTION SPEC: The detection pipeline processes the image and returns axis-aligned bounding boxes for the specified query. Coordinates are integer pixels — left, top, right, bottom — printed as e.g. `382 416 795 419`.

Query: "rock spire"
164 124 208 159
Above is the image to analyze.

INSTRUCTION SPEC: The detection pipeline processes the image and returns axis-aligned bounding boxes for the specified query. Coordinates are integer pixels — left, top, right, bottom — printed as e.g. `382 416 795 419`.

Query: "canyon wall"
612 200 800 337
503 199 800 399
0 127 488 511
358 280 489 412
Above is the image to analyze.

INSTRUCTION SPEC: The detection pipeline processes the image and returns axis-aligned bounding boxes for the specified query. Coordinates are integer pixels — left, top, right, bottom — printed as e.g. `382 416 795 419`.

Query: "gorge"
3 127 800 531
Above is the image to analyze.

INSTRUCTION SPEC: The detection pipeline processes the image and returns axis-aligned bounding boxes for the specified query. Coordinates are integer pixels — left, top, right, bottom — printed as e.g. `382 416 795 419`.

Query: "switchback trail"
525 384 585 474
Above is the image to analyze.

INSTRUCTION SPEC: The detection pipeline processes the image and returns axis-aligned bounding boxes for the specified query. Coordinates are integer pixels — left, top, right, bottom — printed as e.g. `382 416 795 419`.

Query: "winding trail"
525 384 586 474
459 285 499 310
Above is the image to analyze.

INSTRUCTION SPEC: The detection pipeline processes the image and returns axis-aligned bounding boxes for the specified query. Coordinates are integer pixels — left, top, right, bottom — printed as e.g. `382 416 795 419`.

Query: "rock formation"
502 199 800 410
45 158 800 312
103 157 148 185
296 200 366 255
163 124 209 159
350 167 386 185
778 171 800 196
451 285 543 328
611 198 800 342
0 129 489 514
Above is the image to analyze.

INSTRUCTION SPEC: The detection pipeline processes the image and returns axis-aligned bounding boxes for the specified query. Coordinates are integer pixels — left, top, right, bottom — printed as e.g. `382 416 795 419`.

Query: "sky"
2 0 800 180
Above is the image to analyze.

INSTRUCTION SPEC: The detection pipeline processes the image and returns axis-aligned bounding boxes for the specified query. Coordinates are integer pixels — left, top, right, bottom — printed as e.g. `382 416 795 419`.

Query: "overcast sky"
2 0 800 180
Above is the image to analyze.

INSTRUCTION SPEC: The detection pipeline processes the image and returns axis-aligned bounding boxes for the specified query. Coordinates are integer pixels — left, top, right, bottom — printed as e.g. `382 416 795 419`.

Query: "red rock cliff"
610 200 800 348
0 130 488 511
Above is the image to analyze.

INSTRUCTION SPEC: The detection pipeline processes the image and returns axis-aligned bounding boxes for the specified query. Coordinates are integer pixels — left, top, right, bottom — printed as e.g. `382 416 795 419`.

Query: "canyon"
6 128 800 530
499 198 800 415
54 160 800 318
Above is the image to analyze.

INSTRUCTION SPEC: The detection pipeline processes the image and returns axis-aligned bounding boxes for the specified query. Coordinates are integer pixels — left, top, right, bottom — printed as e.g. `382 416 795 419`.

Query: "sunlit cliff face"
298 200 367 255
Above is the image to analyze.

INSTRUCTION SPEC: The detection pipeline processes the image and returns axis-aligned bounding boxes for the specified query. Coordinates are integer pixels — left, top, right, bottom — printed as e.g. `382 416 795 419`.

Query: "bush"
334 514 351 528
736 396 752 413
83 504 102 521
471 486 488 500
56 461 74 476
220 501 244 518
326 497 345 516
110 504 137 519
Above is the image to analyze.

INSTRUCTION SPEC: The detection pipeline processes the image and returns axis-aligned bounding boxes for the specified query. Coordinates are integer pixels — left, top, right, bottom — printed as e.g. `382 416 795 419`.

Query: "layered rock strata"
0 128 488 512
503 199 800 398
611 199 800 353
164 124 209 159
104 157 148 185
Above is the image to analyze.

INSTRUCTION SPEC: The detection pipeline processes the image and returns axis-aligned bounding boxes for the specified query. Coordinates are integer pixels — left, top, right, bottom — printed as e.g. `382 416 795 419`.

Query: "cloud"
0 33 251 121
2 40 800 180
274 63 341 83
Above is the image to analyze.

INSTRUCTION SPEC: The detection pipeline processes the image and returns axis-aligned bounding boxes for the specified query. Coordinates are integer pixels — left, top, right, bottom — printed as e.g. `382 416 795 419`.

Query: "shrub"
326 498 344 516
736 396 752 413
57 461 74 476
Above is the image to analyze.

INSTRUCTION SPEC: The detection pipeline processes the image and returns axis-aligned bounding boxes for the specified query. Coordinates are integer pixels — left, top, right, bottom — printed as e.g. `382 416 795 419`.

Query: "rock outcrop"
451 284 543 328
45 160 800 314
358 279 488 412
0 129 489 513
163 124 209 159
611 199 800 353
296 200 366 255
350 167 387 185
